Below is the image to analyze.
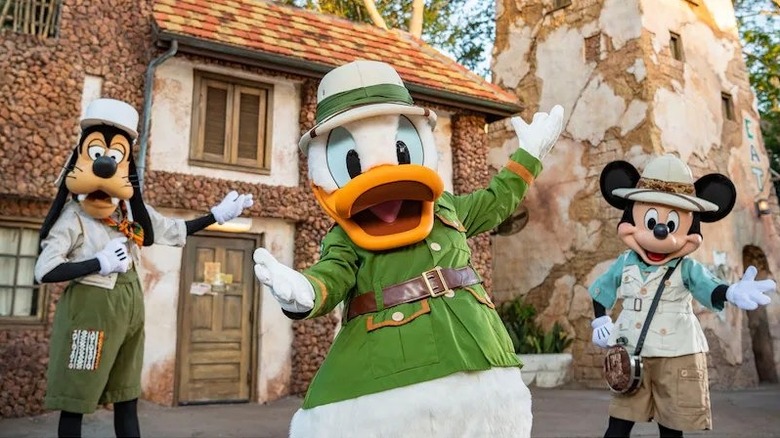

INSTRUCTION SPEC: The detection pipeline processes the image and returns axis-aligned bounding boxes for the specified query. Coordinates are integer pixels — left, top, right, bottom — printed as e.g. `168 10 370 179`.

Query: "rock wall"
0 0 154 417
0 0 509 418
491 0 780 387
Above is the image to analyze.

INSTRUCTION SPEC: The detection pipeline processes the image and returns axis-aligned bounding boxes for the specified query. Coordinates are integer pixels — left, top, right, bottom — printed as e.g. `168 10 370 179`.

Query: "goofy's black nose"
93 156 117 179
653 223 669 240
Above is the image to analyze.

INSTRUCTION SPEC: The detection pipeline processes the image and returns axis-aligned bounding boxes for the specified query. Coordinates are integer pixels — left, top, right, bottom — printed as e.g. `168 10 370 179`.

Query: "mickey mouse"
589 154 776 438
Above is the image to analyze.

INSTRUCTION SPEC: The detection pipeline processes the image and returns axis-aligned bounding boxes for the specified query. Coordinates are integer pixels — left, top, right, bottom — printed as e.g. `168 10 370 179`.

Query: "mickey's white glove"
510 104 564 161
253 248 315 314
211 191 254 225
726 266 775 310
95 237 130 276
591 315 614 349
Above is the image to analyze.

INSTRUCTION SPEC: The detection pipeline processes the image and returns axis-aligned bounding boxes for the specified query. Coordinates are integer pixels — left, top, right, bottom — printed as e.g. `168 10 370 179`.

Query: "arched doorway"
742 245 778 383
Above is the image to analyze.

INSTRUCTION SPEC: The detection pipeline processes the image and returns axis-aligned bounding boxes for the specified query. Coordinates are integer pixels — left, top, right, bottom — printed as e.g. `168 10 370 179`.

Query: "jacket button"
640 288 647 295
664 280 672 286
430 242 442 251
681 370 688 377
635 322 642 329
391 311 404 322
660 328 667 335
624 276 631 282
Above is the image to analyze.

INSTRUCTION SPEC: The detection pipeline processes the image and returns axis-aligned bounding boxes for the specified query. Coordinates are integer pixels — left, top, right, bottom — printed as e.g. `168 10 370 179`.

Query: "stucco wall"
492 0 780 387
137 208 296 405
150 59 302 187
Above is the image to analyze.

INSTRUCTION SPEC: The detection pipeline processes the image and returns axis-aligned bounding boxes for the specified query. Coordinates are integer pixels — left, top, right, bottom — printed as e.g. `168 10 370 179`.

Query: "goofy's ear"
695 174 736 223
599 161 640 210
40 149 79 245
127 155 155 246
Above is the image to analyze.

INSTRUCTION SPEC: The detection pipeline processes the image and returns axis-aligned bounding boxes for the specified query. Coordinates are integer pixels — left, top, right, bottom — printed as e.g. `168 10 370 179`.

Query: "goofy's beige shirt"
35 200 186 289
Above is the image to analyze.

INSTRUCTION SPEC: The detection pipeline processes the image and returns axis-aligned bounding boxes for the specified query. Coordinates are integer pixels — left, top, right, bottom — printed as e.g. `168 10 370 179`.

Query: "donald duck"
253 60 564 437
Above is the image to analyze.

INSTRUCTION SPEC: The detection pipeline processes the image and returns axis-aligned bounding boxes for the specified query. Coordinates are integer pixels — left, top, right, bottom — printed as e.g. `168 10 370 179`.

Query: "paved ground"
2 385 779 437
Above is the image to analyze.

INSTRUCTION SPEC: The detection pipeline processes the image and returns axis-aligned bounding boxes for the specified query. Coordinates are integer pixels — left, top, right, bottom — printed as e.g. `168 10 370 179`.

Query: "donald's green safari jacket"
299 148 542 408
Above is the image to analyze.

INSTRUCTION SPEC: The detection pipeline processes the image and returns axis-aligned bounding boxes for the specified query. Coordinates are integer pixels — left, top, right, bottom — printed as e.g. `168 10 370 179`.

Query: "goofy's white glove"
95 237 130 276
211 191 254 225
510 104 564 161
591 315 614 349
253 248 315 314
726 266 776 310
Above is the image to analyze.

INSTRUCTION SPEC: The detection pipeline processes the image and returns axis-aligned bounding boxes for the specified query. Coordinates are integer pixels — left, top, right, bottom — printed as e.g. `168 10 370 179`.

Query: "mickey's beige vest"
608 262 709 357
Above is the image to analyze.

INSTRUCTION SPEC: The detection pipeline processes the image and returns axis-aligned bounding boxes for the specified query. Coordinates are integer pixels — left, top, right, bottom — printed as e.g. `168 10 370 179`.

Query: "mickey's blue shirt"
589 250 726 311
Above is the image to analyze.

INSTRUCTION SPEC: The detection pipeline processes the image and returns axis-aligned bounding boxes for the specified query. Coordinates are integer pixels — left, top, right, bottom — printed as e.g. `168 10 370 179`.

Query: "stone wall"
451 114 494 293
0 1 505 418
491 0 780 387
0 0 155 417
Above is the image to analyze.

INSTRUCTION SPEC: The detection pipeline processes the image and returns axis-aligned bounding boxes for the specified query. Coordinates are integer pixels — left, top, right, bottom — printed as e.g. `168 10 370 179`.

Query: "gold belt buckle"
422 266 451 297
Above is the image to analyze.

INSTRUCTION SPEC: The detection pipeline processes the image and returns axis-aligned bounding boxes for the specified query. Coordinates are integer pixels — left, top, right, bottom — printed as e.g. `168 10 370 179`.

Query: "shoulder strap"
634 258 682 356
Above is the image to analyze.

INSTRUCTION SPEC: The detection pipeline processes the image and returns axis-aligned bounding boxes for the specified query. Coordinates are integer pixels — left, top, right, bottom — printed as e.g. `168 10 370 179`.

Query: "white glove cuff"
95 253 111 276
210 206 226 225
280 301 314 314
591 315 612 329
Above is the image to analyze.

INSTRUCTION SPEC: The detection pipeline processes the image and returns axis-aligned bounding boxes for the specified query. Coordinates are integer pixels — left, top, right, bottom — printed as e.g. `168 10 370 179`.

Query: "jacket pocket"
367 300 440 378
649 321 677 351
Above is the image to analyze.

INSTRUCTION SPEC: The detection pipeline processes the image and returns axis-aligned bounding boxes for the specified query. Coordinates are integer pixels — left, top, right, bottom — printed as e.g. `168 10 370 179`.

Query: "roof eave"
154 30 522 121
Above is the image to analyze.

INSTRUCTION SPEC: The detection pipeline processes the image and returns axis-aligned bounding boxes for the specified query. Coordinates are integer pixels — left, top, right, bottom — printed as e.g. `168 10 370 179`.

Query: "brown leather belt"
346 266 481 320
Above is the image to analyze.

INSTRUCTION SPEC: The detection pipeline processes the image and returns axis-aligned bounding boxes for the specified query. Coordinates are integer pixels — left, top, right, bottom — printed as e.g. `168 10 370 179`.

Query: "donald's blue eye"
326 127 359 187
396 116 423 165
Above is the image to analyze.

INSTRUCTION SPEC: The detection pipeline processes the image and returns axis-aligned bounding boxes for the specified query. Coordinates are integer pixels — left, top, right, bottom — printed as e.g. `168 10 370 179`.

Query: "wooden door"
176 234 259 404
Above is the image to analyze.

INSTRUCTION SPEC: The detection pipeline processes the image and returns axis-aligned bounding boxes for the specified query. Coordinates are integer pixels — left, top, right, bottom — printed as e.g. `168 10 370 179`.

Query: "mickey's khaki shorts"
45 270 145 414
609 353 712 431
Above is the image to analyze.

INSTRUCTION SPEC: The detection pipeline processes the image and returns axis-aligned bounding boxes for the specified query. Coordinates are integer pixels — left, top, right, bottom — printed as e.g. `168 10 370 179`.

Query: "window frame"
669 31 684 61
721 92 735 121
189 71 274 175
0 0 63 38
0 218 47 328
584 33 601 62
551 0 572 11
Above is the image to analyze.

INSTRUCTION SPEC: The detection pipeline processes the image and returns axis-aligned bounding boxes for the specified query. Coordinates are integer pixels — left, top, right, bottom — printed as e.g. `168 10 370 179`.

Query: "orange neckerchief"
102 202 144 246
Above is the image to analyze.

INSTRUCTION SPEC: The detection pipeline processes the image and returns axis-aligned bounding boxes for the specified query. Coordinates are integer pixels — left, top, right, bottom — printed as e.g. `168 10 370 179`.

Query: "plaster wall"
150 59 301 187
138 208 295 405
491 0 780 386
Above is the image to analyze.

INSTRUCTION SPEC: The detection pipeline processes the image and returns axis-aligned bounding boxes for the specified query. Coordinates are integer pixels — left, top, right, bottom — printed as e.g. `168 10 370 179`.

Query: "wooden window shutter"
190 71 273 173
234 87 266 166
202 83 229 160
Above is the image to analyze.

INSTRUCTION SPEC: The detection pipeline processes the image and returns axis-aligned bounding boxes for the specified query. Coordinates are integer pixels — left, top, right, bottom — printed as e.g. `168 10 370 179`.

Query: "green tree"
278 0 494 76
735 0 780 191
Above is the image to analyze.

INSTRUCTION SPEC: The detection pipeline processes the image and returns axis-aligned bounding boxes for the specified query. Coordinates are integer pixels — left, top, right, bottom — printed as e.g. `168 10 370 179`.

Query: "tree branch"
361 0 388 30
409 0 424 38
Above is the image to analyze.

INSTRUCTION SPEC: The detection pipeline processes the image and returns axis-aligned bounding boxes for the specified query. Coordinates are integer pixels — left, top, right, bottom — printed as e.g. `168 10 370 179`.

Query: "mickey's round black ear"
599 161 640 210
695 174 736 223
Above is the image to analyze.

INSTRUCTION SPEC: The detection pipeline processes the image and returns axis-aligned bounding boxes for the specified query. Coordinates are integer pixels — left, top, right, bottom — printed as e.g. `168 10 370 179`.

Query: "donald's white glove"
510 104 564 161
211 191 254 225
591 315 614 349
253 248 315 314
95 237 130 276
726 266 775 310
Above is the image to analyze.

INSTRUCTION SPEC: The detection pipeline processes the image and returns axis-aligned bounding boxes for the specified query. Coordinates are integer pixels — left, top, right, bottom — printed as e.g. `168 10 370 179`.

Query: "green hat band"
316 83 414 123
